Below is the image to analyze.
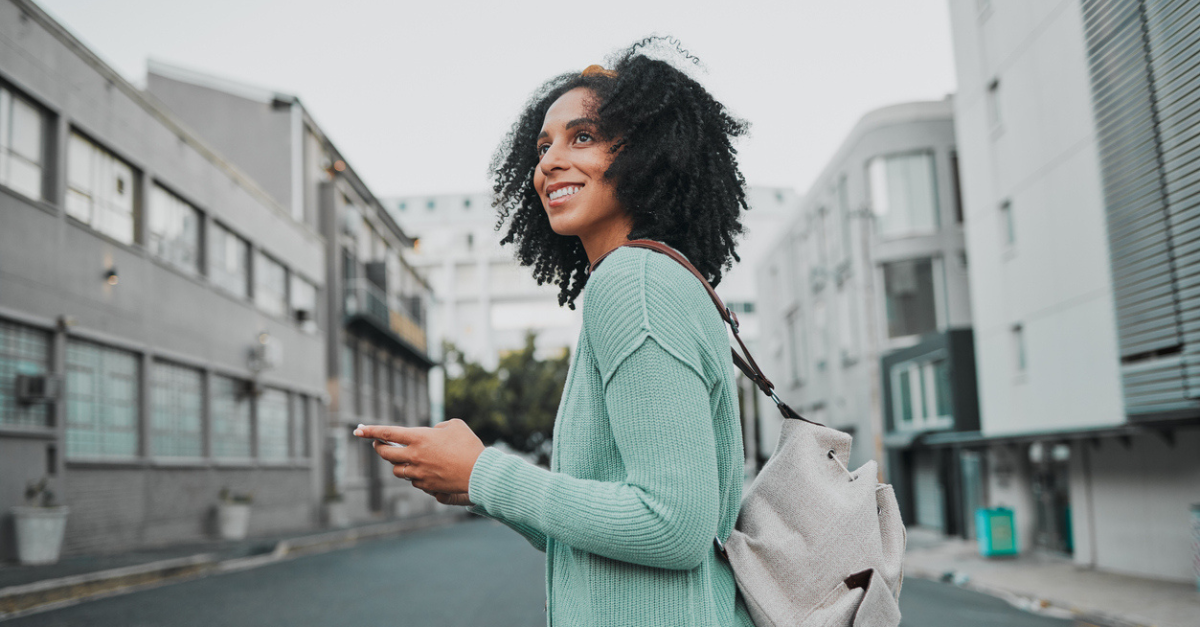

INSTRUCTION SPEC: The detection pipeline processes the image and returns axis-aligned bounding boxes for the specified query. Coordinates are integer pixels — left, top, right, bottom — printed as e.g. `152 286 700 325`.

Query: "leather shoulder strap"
590 240 813 424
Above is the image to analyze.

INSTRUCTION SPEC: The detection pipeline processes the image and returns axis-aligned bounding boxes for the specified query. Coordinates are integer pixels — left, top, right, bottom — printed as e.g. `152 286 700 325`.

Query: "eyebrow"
537 117 600 141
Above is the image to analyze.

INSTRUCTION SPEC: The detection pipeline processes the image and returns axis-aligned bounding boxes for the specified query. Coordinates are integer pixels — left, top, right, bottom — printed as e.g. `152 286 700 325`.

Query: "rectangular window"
148 184 201 274
254 251 288 317
65 339 139 459
211 375 251 459
0 86 45 200
986 79 1002 129
360 350 376 420
0 319 51 428
892 356 954 431
836 285 858 363
341 342 356 415
882 258 938 338
290 274 317 331
256 388 289 462
867 151 939 238
784 308 806 384
209 223 249 298
1012 324 1026 373
291 394 309 458
150 360 203 457
66 132 136 245
950 151 964 224
1000 200 1015 247
398 357 412 422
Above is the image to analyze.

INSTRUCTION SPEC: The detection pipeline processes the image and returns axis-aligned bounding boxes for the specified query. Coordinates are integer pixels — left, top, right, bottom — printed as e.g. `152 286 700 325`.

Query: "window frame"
0 82 49 202
147 181 203 275
65 129 139 246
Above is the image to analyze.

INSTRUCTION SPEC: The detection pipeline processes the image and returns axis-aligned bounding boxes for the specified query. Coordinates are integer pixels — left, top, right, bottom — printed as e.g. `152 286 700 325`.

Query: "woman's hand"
355 419 485 495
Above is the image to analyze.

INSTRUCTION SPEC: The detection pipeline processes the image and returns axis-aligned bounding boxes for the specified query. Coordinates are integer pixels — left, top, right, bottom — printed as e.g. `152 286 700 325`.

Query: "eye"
537 143 550 157
575 131 594 144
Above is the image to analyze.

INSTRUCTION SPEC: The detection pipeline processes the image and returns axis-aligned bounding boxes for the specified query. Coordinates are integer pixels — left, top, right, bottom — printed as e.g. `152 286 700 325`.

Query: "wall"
947 0 1125 437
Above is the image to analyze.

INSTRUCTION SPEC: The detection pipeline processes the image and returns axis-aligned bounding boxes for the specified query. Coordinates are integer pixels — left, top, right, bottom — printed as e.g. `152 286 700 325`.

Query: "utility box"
976 507 1017 557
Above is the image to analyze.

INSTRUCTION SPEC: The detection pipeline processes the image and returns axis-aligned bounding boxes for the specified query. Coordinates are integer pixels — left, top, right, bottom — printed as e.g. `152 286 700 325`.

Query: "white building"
756 99 976 534
947 0 1200 582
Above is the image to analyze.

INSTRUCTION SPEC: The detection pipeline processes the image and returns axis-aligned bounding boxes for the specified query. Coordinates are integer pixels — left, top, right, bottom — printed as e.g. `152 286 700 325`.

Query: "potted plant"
322 487 349 529
216 488 253 540
12 478 70 565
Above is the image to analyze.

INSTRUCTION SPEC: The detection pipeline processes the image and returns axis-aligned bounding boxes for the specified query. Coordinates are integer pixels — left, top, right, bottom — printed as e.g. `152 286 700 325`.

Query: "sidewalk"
0 509 468 620
903 528 1200 627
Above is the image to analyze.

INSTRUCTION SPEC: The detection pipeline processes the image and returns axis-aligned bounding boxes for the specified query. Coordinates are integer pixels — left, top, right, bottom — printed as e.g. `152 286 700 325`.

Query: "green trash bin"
976 507 1017 557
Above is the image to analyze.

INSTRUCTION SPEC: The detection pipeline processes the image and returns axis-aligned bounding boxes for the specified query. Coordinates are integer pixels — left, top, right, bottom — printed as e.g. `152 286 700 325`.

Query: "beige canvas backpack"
593 240 906 627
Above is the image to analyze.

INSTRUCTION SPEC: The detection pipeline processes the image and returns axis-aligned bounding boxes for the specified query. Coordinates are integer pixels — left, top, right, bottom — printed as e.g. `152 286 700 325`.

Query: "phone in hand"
355 424 406 448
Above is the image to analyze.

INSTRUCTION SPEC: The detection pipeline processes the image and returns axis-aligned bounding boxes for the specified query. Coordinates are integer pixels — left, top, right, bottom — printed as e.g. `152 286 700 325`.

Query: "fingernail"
353 428 363 436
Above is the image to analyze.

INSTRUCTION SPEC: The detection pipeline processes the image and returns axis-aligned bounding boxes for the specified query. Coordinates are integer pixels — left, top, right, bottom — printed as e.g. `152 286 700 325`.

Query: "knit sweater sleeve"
466 249 721 570
466 504 547 552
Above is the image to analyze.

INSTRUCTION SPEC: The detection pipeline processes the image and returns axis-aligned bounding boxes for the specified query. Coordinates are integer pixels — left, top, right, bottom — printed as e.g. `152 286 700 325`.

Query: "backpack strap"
590 240 816 425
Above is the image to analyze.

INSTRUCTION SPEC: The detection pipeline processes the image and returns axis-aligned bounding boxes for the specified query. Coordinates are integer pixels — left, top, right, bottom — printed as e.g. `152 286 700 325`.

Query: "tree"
444 332 569 466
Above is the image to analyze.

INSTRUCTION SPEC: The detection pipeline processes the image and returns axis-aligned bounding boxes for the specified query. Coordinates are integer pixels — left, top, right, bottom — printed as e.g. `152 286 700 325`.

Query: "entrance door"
913 450 945 531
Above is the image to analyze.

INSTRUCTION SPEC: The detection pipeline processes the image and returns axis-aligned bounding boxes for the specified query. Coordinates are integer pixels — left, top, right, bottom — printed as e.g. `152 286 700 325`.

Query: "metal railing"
344 279 427 352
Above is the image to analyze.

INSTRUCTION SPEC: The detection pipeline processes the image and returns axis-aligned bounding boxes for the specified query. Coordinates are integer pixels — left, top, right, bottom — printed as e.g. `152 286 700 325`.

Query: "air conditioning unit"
16 374 62 404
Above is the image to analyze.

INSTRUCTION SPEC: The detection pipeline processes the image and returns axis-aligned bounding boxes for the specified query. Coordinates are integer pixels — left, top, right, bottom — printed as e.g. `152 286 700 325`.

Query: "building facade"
0 0 326 557
755 99 978 533
145 64 436 524
947 0 1200 582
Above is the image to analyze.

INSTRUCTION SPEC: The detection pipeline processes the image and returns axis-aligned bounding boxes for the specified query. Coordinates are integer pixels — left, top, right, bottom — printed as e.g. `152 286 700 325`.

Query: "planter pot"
323 501 349 529
217 503 251 540
12 506 70 565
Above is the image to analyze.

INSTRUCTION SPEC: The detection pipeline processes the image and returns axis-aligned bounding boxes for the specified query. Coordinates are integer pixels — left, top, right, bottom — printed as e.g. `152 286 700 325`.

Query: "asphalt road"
12 517 1081 627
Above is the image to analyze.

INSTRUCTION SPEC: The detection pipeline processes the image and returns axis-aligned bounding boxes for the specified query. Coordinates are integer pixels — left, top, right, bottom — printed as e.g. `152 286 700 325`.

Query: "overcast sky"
37 0 957 199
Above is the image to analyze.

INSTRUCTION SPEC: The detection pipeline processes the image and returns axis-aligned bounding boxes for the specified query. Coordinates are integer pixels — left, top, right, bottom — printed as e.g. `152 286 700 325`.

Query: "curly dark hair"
491 38 750 309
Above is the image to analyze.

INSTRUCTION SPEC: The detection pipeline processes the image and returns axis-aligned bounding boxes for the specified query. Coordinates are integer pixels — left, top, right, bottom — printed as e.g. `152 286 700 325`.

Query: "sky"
36 0 957 199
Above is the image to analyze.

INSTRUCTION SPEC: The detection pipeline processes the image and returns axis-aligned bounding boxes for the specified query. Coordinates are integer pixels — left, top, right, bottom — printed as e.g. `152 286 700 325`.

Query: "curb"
905 566 1152 627
0 510 468 621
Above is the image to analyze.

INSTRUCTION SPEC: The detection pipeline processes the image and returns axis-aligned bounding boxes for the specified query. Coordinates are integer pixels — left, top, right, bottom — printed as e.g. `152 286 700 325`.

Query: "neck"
580 215 635 266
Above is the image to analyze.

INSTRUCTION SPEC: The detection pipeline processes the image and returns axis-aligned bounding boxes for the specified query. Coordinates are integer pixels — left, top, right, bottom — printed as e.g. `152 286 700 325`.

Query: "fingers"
354 424 423 446
432 418 465 429
372 440 415 465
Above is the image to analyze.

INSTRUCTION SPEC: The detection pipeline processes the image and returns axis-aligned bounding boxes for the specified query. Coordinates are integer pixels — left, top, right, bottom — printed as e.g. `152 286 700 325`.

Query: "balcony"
344 279 430 364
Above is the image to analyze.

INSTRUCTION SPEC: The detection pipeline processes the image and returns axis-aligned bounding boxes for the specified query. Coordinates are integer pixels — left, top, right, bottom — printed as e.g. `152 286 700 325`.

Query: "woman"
355 39 756 626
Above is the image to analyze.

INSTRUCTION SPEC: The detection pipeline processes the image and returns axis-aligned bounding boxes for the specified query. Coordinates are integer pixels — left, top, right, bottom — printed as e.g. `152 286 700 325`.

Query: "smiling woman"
358 37 755 627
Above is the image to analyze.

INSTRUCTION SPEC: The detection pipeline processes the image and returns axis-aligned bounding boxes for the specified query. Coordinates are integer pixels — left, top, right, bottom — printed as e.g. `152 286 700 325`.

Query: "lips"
545 183 583 208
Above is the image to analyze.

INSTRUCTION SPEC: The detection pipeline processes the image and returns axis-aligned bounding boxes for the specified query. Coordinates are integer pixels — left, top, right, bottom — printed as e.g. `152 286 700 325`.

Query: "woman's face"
533 87 627 242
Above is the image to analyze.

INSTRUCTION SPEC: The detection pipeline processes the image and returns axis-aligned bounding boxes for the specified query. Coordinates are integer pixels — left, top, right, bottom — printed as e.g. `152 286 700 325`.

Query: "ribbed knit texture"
468 246 755 626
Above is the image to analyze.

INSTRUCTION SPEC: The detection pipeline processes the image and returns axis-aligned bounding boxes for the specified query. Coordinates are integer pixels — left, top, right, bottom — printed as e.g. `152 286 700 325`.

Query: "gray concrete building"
0 0 326 558
145 63 436 524
755 99 978 534
946 0 1199 582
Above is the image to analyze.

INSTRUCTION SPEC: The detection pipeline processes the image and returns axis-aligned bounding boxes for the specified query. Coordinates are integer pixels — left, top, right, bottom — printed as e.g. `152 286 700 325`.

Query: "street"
6 517 1086 627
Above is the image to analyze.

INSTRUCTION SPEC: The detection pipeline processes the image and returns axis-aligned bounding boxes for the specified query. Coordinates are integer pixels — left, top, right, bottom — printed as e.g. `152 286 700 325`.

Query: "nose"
539 140 569 177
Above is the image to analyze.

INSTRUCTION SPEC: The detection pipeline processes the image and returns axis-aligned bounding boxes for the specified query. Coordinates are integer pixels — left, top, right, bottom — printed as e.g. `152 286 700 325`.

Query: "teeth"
549 186 580 200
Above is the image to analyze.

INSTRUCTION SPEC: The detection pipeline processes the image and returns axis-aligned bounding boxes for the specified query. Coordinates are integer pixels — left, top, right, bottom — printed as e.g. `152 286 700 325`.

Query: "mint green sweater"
467 246 755 626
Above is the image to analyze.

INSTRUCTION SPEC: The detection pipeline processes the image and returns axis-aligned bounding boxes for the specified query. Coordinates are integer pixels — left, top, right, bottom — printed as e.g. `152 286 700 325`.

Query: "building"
145 63 437 523
755 99 978 533
385 193 582 374
0 0 326 557
946 0 1199 582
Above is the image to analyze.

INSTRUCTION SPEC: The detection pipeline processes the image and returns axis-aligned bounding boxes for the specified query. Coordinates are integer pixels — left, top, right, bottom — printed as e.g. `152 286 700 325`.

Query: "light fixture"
104 268 119 286
333 160 346 172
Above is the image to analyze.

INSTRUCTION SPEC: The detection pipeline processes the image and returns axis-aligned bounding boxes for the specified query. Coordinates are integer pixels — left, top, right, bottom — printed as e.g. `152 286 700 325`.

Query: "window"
66 132 136 245
950 151 964 224
0 319 51 428
812 300 829 368
0 86 45 200
463 197 472 209
65 339 139 458
1012 324 1026 373
211 375 251 459
291 394 309 458
254 251 288 317
891 356 953 430
837 175 852 259
148 184 201 274
256 388 289 462
867 151 939 238
150 361 203 457
426 199 435 210
836 285 858 363
360 350 376 420
883 258 938 338
341 342 356 415
1000 200 1015 247
290 274 317 331
784 308 806 384
391 360 407 424
209 223 249 298
987 79 1002 130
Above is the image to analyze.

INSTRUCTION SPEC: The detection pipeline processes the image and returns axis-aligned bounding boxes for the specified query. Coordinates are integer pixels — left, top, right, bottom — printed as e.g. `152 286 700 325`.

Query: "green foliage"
444 332 569 466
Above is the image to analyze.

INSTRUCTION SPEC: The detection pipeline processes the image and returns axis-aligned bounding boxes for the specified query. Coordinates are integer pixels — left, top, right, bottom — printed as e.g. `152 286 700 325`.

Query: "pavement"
0 508 469 620
903 527 1200 627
